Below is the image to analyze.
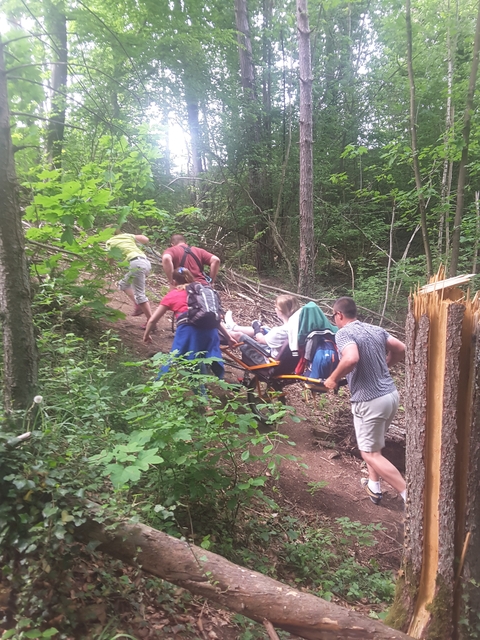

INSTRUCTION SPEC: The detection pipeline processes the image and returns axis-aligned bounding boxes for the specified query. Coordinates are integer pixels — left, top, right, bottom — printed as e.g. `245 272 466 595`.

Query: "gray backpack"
185 283 221 329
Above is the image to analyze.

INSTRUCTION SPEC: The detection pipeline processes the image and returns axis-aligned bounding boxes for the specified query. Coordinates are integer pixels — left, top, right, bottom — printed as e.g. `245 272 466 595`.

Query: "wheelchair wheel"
246 377 286 427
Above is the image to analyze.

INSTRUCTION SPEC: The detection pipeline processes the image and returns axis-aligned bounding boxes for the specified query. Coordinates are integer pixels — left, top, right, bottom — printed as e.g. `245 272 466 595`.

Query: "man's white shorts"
351 390 399 453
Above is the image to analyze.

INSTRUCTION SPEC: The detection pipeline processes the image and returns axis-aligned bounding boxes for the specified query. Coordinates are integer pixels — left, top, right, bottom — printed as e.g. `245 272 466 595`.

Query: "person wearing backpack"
162 234 220 288
143 267 231 379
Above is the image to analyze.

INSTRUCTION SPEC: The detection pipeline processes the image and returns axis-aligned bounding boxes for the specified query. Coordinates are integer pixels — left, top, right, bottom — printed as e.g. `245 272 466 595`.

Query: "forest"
1 0 480 637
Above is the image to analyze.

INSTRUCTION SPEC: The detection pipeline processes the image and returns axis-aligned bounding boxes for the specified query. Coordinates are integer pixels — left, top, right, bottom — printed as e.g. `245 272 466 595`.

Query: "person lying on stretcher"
223 295 301 365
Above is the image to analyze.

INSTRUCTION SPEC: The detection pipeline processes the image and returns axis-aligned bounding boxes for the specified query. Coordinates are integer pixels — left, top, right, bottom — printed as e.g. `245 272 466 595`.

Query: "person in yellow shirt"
105 232 152 324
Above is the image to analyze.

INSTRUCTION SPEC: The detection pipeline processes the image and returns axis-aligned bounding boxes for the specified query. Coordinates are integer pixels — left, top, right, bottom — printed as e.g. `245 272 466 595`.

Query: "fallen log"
76 507 411 640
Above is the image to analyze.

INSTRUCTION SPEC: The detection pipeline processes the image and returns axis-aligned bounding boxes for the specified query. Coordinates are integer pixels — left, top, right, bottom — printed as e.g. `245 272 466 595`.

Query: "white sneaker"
225 310 236 330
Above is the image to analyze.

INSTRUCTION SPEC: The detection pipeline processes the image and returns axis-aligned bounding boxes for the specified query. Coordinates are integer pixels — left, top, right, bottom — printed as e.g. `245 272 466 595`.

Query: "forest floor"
97 272 406 639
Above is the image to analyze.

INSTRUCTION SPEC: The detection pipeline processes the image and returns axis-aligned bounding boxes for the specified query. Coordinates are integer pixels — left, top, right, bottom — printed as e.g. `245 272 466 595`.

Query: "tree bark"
235 0 258 103
234 0 269 271
437 0 457 260
449 0 480 277
458 328 480 637
405 0 433 277
389 285 480 638
0 39 38 413
44 0 68 167
75 510 412 640
297 0 315 296
185 82 203 177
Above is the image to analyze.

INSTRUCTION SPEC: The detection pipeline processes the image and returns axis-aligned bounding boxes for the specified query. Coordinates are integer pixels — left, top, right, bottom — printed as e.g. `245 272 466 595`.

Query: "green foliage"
277 517 394 603
306 480 328 495
1 622 59 639
1 283 399 634
0 298 300 634
211 510 395 607
459 578 480 639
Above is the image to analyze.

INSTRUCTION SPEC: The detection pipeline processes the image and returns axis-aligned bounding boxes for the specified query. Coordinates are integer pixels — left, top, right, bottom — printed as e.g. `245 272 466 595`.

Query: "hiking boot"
361 478 382 505
225 310 236 330
132 304 143 316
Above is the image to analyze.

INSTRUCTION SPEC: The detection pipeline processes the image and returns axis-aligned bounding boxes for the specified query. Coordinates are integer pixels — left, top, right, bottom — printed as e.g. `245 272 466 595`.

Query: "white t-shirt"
265 325 288 358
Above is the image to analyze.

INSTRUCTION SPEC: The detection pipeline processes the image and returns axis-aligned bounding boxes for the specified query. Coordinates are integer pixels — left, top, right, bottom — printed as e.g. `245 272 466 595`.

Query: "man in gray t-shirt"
324 297 406 506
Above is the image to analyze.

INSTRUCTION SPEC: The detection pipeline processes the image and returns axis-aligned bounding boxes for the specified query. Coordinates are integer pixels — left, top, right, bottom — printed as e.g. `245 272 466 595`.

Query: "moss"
425 575 453 640
385 564 419 631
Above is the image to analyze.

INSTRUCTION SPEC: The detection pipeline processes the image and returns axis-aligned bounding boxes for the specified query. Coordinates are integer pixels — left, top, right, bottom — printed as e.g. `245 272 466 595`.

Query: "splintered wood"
402 275 480 639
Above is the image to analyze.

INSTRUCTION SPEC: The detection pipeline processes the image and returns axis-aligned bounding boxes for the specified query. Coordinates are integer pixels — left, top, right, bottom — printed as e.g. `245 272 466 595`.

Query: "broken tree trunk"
386 271 480 638
76 508 411 640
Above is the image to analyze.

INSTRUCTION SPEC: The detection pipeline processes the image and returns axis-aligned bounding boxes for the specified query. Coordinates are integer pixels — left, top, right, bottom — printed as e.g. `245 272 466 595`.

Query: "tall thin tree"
0 38 38 413
234 0 267 270
449 0 480 277
406 0 433 277
297 0 315 295
45 0 68 167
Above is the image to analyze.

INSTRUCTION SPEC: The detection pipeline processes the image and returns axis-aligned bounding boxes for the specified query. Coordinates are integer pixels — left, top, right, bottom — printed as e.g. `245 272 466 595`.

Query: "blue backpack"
303 330 339 379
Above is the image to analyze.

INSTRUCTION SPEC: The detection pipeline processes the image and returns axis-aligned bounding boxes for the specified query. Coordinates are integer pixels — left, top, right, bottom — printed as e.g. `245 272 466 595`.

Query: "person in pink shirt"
143 268 230 379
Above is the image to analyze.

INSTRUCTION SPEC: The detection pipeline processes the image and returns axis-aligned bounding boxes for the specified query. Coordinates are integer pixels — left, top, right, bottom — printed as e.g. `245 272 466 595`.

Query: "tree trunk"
44 0 68 167
405 0 433 277
437 0 457 260
234 0 267 271
472 191 480 273
297 0 315 296
185 83 203 177
459 328 480 638
235 0 258 103
449 0 480 277
388 278 480 638
0 39 38 413
76 508 412 640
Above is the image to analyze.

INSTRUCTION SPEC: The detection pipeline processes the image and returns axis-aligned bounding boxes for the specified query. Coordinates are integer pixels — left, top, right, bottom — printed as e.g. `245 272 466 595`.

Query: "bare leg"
365 461 380 482
137 300 152 320
229 326 255 340
121 286 151 320
361 450 406 494
123 286 136 305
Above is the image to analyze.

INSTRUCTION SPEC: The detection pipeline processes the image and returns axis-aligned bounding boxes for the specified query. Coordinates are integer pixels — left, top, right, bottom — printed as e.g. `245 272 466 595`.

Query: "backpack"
303 330 339 379
184 282 222 329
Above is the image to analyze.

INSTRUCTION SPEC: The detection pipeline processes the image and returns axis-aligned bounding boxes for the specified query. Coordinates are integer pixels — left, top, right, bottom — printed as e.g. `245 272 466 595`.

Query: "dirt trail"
105 278 405 566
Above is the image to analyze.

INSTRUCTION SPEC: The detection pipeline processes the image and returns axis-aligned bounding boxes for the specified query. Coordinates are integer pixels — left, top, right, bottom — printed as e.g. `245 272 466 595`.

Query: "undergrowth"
0 291 396 638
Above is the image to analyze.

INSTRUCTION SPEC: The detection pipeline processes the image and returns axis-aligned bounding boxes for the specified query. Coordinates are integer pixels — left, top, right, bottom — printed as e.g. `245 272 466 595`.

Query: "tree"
406 0 433 276
0 38 37 413
297 0 315 296
388 276 480 637
449 0 480 276
44 0 68 166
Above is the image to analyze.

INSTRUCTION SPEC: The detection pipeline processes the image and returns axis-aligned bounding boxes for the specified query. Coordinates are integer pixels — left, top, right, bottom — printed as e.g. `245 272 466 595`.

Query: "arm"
386 336 405 367
162 252 175 287
134 234 149 245
143 304 168 343
208 255 220 283
324 343 359 389
253 332 268 345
